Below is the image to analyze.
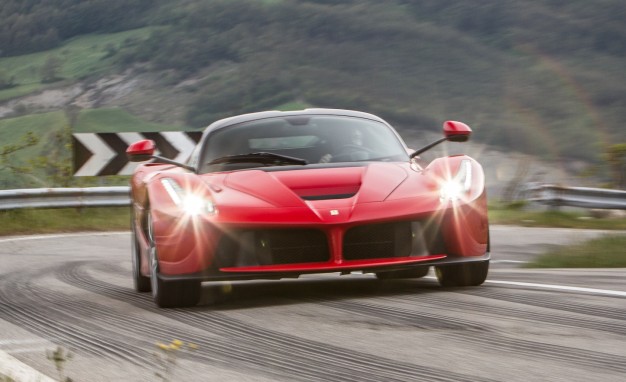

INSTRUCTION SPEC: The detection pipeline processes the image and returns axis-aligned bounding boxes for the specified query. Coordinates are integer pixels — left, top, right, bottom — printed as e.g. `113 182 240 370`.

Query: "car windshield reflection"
199 115 408 173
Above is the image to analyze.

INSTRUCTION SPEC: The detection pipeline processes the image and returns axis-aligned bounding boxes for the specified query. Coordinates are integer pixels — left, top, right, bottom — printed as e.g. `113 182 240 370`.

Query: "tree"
30 126 74 187
0 69 16 90
40 55 63 83
0 132 43 187
606 143 626 189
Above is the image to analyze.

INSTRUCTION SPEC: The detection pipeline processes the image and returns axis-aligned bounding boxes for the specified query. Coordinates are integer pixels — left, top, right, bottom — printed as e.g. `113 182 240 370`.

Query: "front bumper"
158 253 491 282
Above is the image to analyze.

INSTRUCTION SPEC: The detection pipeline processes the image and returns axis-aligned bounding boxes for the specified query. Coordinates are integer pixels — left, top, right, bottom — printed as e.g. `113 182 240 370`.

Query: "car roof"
202 108 390 135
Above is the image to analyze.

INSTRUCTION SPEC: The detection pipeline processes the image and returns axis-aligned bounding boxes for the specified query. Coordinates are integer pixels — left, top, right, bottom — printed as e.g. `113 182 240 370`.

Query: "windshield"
198 115 408 173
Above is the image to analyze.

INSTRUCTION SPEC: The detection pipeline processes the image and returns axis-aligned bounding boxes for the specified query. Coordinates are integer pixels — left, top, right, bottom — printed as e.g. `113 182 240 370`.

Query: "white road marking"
0 349 55 382
6 347 49 354
0 232 128 244
424 275 626 297
0 339 49 346
484 279 626 297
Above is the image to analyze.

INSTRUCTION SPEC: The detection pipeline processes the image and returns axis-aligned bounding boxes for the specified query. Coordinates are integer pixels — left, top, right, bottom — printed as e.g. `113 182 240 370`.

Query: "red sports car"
127 109 489 307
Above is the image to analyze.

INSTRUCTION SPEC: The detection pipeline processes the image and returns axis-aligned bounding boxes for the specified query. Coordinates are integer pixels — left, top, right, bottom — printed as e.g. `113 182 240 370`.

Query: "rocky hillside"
1 0 624 188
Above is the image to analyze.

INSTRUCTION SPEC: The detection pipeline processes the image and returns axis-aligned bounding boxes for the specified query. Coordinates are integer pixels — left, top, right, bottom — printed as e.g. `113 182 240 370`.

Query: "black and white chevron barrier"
72 131 202 176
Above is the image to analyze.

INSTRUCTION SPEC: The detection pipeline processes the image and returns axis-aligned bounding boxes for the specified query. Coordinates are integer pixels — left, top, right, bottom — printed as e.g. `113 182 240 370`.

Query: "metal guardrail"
0 187 131 210
524 184 626 210
0 185 624 211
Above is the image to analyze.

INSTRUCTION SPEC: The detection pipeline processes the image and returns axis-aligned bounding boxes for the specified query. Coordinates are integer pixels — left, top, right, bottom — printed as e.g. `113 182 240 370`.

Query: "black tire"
376 267 430 280
131 209 151 293
435 260 489 287
147 211 201 308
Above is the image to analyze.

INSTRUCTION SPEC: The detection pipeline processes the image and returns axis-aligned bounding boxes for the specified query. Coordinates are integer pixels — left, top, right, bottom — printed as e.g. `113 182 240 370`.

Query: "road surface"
0 226 624 381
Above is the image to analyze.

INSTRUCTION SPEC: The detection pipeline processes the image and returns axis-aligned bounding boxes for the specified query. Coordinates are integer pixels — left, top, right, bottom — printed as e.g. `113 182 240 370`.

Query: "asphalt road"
0 226 625 381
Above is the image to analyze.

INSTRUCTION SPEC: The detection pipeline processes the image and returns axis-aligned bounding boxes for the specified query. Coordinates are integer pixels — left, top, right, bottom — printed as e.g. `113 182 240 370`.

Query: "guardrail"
1 185 625 211
524 184 626 210
0 187 130 210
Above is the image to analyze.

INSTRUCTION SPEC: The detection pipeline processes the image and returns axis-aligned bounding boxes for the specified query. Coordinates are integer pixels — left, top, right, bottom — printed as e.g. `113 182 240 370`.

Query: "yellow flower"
172 339 183 347
157 343 170 351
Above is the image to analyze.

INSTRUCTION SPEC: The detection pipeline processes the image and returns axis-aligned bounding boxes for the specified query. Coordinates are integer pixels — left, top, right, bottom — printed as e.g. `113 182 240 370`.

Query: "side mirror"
443 121 472 142
126 139 155 162
409 121 472 159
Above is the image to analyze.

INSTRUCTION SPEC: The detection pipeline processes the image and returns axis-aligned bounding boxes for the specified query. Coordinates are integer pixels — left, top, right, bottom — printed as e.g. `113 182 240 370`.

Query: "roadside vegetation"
0 109 179 189
0 28 154 102
0 1 624 259
488 204 626 230
526 234 626 268
1 0 624 167
1 204 624 236
74 108 189 133
0 207 129 236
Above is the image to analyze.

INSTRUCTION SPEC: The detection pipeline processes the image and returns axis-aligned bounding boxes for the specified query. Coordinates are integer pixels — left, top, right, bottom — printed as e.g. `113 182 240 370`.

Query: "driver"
319 129 365 163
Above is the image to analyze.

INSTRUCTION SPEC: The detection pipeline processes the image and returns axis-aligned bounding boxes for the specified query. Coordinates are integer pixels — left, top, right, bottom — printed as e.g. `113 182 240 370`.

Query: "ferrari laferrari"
127 109 489 307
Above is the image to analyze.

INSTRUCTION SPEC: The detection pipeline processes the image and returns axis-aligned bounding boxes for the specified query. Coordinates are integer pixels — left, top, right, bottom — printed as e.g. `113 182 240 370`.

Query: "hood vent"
300 193 356 201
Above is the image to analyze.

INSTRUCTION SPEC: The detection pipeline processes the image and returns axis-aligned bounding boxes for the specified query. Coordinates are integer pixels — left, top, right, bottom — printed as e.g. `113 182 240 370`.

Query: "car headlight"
161 178 217 216
440 160 472 202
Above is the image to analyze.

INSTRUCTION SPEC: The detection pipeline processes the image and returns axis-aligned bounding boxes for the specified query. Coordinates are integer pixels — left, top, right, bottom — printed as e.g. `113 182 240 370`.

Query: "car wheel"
375 267 429 280
131 209 151 292
435 260 489 287
147 211 201 308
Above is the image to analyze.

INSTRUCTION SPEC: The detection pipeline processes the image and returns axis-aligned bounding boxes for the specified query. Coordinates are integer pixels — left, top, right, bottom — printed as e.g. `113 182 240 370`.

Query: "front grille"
343 221 414 260
215 229 329 267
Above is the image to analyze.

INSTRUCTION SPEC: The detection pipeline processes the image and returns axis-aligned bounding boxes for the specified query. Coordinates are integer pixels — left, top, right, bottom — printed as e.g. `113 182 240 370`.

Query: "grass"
488 205 626 230
75 108 187 133
0 207 129 236
0 27 154 101
526 234 626 268
0 111 66 153
0 84 42 102
0 111 68 188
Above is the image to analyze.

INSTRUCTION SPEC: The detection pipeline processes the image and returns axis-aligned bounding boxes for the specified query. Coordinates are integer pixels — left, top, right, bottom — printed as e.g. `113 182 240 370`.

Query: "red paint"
443 121 472 142
126 139 155 157
220 255 447 273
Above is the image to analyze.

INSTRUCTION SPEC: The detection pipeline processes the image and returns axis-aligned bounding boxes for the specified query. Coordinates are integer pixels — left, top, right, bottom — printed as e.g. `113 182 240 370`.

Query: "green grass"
0 207 129 236
0 111 66 151
0 111 68 188
526 234 626 268
75 108 188 133
488 205 626 230
0 27 154 101
0 84 42 102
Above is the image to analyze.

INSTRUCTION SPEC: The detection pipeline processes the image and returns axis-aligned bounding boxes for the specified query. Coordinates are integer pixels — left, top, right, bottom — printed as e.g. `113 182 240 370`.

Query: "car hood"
221 163 409 208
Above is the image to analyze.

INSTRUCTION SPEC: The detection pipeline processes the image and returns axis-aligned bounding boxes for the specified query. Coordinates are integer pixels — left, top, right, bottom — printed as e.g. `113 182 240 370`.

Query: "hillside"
1 0 625 187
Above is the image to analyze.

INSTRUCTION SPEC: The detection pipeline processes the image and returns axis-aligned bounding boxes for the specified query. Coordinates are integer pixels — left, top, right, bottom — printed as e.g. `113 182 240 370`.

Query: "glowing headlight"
161 178 217 216
440 181 464 201
440 160 472 202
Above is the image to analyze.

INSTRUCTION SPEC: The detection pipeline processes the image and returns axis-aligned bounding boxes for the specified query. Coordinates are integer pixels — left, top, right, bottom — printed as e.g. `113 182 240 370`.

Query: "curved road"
0 226 625 381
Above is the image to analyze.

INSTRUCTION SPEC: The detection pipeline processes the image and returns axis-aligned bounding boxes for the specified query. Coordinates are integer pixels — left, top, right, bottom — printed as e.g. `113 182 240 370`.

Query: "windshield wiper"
207 152 308 166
